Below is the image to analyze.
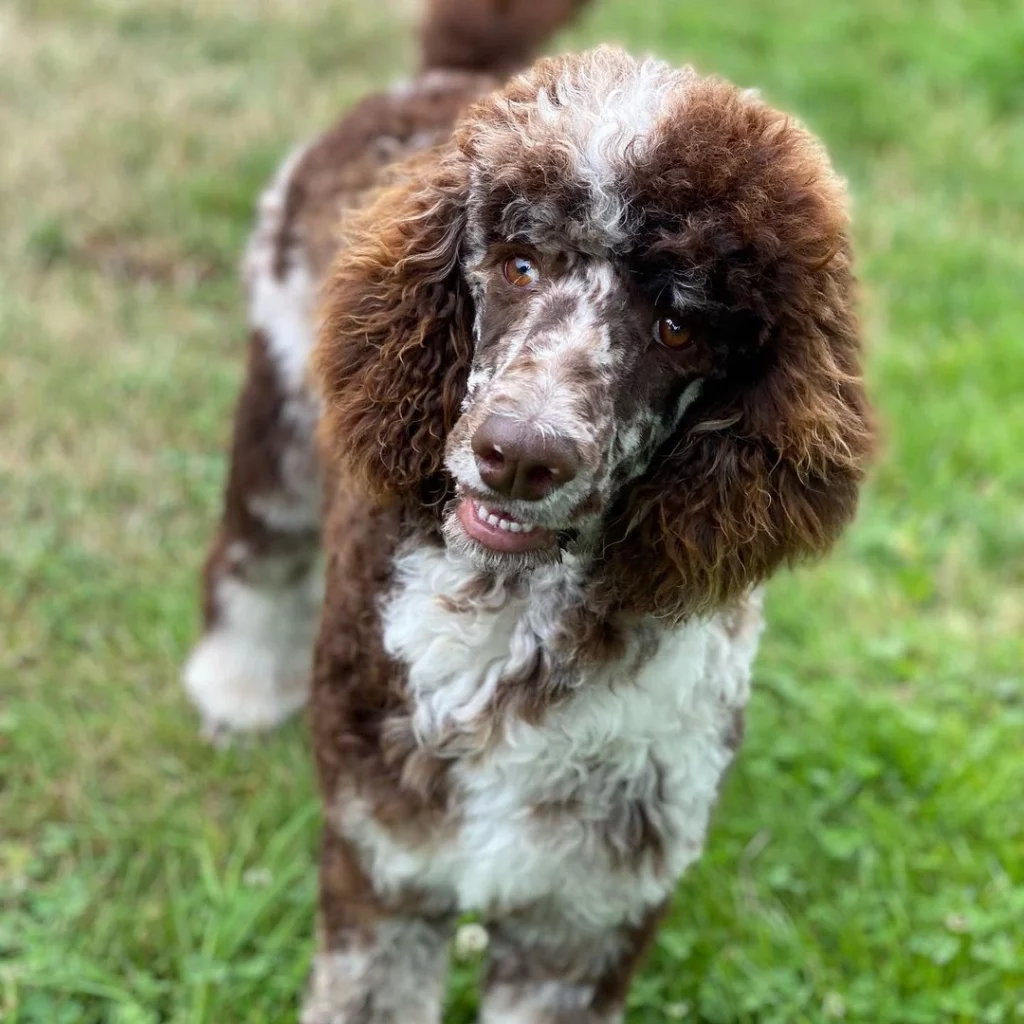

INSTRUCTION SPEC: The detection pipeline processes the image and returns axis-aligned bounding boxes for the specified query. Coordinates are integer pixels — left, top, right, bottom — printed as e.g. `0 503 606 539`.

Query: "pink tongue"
455 498 555 554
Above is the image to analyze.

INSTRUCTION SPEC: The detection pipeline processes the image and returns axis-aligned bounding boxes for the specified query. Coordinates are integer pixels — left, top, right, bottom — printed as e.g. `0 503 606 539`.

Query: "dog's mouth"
454 496 558 554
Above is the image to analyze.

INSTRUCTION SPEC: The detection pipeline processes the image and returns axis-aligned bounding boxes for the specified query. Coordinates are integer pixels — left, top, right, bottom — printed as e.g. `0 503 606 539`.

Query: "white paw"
182 574 318 734
182 626 311 733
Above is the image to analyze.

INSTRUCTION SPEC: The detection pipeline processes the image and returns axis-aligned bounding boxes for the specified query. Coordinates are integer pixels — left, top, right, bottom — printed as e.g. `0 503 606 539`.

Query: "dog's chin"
442 495 564 573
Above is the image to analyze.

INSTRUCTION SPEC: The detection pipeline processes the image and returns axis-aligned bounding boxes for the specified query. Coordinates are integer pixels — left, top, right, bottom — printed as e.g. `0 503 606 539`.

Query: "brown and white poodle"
182 0 874 1019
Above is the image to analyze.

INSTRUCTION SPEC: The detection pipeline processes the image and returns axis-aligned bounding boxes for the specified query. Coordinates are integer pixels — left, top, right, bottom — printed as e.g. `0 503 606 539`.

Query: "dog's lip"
455 496 558 554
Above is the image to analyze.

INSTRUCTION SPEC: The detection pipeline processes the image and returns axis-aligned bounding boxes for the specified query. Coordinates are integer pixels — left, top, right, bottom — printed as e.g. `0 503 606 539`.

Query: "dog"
183 0 874 1019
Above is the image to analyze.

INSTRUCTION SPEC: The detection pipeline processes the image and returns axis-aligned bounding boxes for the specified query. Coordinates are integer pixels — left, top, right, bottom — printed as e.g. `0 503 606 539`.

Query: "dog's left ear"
602 238 875 623
314 143 474 502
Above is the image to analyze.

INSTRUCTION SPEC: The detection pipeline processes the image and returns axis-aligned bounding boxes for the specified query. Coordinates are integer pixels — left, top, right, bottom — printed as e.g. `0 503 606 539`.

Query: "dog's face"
444 243 714 567
318 47 873 615
441 51 782 570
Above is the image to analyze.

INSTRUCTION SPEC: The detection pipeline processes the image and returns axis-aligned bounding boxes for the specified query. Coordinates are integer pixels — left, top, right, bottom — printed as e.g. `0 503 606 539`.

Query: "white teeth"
471 500 538 535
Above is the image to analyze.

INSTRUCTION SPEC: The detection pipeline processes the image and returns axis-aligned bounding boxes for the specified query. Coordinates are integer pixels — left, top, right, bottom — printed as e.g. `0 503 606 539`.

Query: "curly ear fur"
604 332 871 622
600 136 875 622
602 276 873 620
314 145 473 504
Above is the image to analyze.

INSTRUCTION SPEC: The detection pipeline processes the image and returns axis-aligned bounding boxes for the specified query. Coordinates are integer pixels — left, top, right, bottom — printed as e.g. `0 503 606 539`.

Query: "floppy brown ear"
601 243 875 622
313 145 473 503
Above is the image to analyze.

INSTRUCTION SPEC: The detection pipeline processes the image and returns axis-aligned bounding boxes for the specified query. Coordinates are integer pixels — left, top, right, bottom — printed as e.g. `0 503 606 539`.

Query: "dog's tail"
419 0 592 76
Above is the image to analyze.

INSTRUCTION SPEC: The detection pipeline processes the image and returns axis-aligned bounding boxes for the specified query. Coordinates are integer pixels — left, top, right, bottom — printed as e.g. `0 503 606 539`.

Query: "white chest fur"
343 543 762 930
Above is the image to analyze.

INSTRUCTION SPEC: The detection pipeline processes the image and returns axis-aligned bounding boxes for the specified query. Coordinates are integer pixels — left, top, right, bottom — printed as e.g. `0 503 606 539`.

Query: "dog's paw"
181 627 310 736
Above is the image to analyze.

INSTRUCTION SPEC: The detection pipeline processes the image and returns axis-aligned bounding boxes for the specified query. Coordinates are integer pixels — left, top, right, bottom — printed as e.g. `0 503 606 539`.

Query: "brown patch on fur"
548 602 662 682
530 794 584 822
552 601 628 665
526 290 580 339
199 535 227 629
379 713 451 809
601 765 668 872
478 604 661 739
314 142 475 509
481 900 668 1020
531 762 668 873
310 489 454 839
590 901 670 1016
557 345 603 390
282 72 493 282
490 643 557 728
437 569 503 614
556 344 610 430
221 331 317 549
318 826 384 945
319 825 450 940
724 707 746 754
201 329 319 628
420 0 593 76
604 800 665 872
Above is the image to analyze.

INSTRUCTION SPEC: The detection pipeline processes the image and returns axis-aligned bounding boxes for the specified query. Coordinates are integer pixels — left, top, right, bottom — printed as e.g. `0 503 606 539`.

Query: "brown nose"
471 416 580 501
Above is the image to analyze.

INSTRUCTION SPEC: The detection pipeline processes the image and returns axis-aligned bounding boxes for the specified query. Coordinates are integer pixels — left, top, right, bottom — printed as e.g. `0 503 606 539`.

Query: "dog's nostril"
476 445 504 469
471 416 579 501
525 465 554 491
472 431 516 495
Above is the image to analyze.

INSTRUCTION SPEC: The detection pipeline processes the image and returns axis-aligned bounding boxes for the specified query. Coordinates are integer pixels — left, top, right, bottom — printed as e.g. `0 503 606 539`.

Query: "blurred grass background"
1 0 1022 1021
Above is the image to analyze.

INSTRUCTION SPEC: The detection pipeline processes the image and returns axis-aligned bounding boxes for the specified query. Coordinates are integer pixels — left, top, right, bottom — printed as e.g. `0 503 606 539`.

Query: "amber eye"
503 254 540 288
654 315 692 349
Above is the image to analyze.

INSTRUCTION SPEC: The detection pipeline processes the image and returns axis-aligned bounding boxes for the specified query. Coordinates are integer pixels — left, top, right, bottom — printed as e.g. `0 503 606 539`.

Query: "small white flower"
944 912 969 933
243 867 273 887
453 922 489 960
823 992 847 1019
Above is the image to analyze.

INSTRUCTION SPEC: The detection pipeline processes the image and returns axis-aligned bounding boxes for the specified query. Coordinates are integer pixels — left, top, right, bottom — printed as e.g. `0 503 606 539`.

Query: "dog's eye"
654 315 692 349
503 255 540 288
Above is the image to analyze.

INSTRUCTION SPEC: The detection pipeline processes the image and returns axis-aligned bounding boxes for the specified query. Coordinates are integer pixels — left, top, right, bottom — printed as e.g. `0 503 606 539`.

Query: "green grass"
2 0 1022 1020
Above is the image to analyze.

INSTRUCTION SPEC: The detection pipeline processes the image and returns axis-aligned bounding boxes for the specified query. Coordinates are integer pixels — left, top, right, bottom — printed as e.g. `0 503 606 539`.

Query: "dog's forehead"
467 48 700 279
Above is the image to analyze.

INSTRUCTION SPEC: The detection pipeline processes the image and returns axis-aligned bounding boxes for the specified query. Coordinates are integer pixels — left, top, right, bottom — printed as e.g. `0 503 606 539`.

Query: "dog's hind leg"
182 145 323 735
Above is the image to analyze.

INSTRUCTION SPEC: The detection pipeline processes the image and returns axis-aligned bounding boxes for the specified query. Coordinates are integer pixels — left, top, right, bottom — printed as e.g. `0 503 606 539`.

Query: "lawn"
1 0 1022 1021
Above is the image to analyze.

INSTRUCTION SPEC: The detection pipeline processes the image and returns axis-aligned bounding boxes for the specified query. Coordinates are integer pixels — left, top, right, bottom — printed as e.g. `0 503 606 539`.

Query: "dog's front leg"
479 903 667 1024
301 827 453 1024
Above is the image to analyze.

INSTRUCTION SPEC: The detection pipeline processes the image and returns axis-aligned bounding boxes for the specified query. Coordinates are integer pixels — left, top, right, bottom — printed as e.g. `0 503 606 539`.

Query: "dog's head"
317 48 874 619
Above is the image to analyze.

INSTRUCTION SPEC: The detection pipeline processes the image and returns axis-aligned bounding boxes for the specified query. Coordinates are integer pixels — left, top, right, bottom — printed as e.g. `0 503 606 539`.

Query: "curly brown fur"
315 148 475 508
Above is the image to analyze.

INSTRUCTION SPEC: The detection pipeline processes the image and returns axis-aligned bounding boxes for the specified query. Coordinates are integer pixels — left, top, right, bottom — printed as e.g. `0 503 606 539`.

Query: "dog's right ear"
314 143 474 502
